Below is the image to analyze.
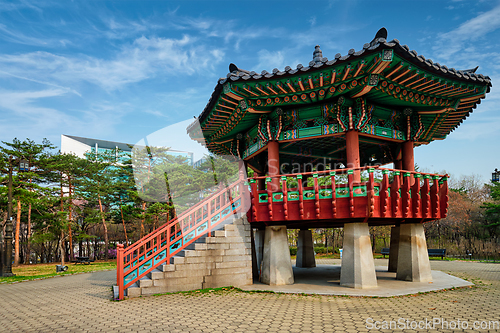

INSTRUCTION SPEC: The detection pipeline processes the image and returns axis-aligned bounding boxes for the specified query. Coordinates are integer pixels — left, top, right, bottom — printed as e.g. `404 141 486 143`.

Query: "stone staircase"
126 216 252 298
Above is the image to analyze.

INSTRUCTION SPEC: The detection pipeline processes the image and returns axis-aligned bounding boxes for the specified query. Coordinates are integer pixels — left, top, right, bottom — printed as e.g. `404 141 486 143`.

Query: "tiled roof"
191 27 491 129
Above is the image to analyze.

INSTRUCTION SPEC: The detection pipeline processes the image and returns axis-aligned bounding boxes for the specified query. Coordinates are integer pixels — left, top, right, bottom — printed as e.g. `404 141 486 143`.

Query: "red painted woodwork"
117 179 246 300
346 130 361 181
246 167 448 226
402 141 414 172
267 141 280 192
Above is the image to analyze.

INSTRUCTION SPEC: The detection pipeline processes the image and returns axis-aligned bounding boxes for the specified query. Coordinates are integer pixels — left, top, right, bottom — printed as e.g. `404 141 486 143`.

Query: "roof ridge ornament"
313 45 323 64
228 63 250 76
461 66 479 74
370 27 388 47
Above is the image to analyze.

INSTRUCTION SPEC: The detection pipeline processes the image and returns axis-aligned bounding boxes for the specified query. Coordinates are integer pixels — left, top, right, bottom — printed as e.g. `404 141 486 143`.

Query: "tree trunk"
98 194 109 260
26 202 32 264
140 202 146 238
14 199 21 266
59 230 65 266
324 230 328 255
120 205 129 247
68 177 74 261
86 238 90 259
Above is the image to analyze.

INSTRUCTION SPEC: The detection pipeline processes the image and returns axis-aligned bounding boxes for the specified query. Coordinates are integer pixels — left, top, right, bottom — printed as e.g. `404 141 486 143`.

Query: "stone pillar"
260 226 294 285
296 229 316 268
340 223 377 289
253 229 265 278
388 226 400 273
396 223 432 282
345 130 360 182
267 141 280 192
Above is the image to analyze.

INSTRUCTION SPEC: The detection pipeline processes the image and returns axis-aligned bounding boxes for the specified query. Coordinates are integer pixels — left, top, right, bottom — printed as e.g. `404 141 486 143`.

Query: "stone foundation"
296 229 316 268
340 223 377 289
396 223 432 282
260 225 294 285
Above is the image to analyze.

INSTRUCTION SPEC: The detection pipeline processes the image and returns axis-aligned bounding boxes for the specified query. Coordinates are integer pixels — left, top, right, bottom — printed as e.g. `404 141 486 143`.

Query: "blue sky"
0 0 499 182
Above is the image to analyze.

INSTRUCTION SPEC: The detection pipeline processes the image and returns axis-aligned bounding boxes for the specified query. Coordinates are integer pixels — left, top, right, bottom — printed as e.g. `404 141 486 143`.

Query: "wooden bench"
74 256 94 265
380 248 446 259
428 249 446 259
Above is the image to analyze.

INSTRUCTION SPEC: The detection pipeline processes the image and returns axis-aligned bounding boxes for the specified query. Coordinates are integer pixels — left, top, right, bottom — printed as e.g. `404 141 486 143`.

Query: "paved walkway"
0 259 499 332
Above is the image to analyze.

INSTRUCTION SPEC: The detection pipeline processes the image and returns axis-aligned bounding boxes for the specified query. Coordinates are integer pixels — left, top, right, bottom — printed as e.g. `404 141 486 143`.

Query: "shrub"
108 248 117 259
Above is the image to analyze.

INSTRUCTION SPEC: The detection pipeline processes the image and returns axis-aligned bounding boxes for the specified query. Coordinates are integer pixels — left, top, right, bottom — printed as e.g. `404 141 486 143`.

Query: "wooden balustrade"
246 167 448 224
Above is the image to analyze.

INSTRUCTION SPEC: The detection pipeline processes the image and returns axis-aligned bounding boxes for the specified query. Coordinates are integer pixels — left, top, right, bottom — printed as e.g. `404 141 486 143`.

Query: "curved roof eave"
189 28 492 131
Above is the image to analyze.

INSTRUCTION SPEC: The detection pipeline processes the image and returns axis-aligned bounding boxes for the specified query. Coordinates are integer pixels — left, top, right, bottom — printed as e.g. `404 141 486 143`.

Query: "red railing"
117 178 248 300
247 166 448 223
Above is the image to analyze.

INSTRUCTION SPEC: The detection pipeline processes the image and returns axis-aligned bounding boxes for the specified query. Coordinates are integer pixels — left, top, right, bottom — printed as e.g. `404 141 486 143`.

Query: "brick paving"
0 260 499 332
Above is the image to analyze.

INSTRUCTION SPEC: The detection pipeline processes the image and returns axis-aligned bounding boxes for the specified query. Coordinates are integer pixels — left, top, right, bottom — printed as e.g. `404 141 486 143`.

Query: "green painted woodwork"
303 190 315 200
319 189 333 199
299 126 322 138
336 187 350 197
258 193 268 203
272 193 284 202
190 43 490 162
353 185 367 197
288 191 300 201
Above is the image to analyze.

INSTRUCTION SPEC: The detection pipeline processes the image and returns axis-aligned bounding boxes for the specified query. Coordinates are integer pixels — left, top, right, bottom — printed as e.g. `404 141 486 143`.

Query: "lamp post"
1 155 15 277
492 169 500 183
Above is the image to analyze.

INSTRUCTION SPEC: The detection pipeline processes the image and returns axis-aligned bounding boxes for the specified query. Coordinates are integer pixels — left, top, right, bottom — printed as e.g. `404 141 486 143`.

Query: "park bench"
380 248 446 259
428 249 446 259
74 256 94 265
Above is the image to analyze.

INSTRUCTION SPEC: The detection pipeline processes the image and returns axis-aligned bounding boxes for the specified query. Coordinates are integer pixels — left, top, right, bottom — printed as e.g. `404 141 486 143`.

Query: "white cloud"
0 89 75 140
255 50 286 72
0 1 42 13
0 35 225 90
0 23 56 47
0 70 81 96
433 4 500 60
0 88 135 144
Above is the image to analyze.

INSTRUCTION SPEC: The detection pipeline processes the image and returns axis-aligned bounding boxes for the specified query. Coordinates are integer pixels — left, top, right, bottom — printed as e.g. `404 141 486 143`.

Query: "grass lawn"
0 260 117 284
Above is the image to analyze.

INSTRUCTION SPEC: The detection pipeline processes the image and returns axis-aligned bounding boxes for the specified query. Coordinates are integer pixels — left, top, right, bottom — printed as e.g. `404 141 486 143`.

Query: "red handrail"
117 178 246 300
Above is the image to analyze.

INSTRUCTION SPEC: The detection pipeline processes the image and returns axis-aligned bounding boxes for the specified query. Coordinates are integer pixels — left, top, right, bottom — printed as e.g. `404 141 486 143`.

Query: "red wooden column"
267 141 280 192
402 141 414 172
394 160 403 170
345 130 360 182
256 172 266 191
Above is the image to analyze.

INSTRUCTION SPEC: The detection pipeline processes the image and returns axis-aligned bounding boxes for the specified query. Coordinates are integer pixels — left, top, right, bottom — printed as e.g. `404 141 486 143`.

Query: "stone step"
184 235 208 250
128 215 252 298
159 264 175 272
139 276 153 288
170 256 185 265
